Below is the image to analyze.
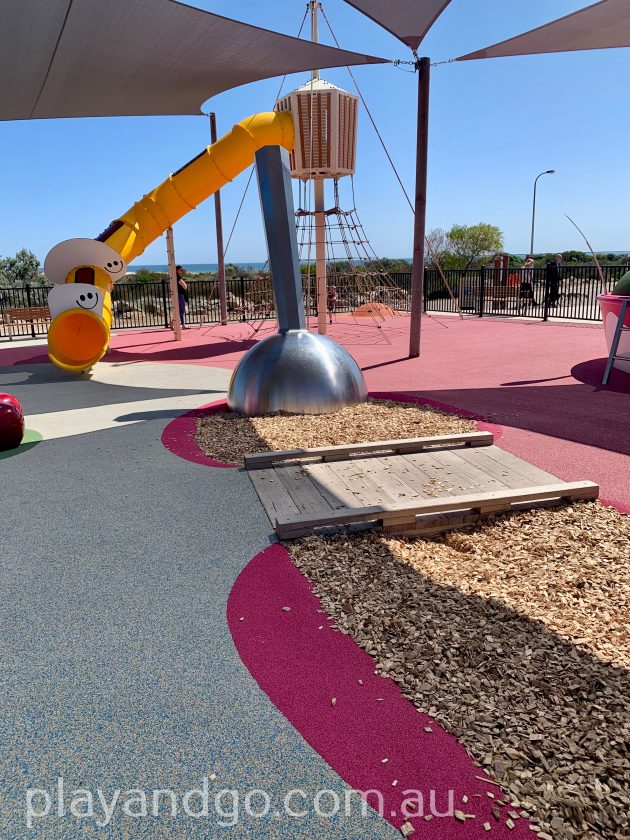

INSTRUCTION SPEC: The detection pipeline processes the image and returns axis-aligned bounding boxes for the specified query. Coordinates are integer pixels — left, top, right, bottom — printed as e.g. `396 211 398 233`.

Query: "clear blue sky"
1 0 628 266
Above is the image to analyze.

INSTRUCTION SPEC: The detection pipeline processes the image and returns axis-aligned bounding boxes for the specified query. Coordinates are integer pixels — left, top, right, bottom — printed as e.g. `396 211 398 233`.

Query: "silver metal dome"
227 329 367 416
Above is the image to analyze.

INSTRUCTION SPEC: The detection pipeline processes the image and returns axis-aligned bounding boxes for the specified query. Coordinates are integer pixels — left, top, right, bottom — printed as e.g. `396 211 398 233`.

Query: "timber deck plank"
246 441 599 539
274 464 335 516
244 431 493 469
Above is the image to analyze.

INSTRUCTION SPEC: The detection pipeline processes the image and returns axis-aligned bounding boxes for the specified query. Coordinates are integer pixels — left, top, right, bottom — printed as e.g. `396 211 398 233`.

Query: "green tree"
132 268 168 283
0 248 48 287
444 223 504 270
559 250 590 263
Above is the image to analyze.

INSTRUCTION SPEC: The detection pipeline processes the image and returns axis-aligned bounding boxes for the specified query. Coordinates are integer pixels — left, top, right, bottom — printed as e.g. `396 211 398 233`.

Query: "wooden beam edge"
275 480 599 538
245 431 494 469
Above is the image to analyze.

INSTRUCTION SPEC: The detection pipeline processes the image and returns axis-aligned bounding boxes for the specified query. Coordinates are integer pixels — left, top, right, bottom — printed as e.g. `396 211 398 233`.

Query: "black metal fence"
1 264 626 341
425 263 628 322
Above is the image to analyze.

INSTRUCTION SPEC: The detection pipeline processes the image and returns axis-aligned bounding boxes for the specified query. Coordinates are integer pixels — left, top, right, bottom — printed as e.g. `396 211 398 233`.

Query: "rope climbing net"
295 178 410 335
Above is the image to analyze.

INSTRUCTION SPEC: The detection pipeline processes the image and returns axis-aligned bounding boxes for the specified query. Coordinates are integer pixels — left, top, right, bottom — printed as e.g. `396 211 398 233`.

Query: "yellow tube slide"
49 110 294 372
97 110 295 262
48 291 112 372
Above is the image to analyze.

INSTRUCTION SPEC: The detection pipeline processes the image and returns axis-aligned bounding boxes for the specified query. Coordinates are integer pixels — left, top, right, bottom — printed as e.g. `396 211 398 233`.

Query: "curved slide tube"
46 110 295 371
96 110 295 263
47 283 113 371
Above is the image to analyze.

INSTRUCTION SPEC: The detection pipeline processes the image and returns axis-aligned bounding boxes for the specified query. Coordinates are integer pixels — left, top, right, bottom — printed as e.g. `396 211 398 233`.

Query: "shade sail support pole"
409 56 430 358
209 112 228 324
310 0 328 335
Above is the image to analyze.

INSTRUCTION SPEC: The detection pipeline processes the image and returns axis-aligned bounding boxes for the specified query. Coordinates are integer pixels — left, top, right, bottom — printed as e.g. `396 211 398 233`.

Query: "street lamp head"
546 169 556 174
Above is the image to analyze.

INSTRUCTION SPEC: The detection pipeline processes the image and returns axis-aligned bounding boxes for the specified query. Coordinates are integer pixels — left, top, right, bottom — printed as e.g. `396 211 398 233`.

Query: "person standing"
520 256 538 307
175 264 189 328
327 285 337 325
545 253 563 308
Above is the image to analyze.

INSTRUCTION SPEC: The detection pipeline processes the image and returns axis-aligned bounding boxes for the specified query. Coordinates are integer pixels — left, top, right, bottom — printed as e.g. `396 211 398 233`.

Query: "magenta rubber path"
161 399 236 469
227 543 530 837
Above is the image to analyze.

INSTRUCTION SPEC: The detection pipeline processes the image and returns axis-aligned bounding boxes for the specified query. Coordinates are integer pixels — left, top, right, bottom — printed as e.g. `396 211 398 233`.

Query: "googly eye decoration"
48 284 105 319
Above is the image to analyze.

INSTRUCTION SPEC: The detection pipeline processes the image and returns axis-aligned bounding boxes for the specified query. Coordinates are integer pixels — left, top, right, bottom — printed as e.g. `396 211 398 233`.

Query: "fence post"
239 276 246 322
478 266 485 317
422 267 427 313
6 287 14 341
160 278 169 328
542 266 550 322
25 284 37 336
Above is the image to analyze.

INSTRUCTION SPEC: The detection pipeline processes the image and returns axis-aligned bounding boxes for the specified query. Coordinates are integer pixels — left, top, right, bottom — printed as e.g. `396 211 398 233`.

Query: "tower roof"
292 78 352 95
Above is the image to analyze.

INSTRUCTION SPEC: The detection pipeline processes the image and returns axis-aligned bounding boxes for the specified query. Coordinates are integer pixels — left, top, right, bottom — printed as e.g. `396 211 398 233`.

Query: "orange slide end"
47 308 110 372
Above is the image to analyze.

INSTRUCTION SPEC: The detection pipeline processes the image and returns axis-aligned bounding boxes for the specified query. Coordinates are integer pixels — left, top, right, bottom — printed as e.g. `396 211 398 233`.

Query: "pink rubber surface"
5 316 627 506
161 399 237 468
228 544 530 836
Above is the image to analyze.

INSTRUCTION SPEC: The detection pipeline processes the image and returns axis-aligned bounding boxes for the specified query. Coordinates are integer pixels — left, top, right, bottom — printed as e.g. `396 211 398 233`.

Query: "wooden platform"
245 433 599 539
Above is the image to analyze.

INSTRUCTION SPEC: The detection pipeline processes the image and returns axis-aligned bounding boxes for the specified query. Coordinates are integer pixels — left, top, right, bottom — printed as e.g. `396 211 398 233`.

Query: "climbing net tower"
275 2 407 336
295 178 410 322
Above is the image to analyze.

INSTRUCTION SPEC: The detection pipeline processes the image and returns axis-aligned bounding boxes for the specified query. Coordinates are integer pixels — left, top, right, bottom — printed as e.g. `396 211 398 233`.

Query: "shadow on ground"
0 363 225 417
401 370 629 456
109 338 258 362
0 429 43 460
289 528 628 840
194 409 273 467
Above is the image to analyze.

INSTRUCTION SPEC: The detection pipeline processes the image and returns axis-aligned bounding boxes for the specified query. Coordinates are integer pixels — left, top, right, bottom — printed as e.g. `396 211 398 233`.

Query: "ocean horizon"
129 251 628 274
128 259 413 273
128 262 267 273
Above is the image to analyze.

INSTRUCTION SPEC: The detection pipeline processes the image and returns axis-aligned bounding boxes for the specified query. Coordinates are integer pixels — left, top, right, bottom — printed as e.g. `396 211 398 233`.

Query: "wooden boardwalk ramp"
244 432 599 539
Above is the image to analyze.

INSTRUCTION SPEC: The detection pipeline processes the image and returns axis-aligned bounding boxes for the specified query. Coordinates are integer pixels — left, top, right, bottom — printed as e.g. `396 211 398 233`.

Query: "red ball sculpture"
0 393 25 451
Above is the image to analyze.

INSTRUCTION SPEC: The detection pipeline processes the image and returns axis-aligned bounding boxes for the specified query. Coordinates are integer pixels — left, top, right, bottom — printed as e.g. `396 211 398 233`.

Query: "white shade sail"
457 0 630 61
344 0 453 50
1 0 387 120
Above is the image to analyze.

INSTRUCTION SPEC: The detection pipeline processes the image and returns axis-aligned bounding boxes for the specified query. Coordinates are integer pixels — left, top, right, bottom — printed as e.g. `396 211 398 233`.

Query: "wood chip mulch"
197 398 628 837
195 398 476 466
286 504 630 840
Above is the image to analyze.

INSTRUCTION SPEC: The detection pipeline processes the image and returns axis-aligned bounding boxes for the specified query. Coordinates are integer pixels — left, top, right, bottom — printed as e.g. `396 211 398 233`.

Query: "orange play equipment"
352 302 397 317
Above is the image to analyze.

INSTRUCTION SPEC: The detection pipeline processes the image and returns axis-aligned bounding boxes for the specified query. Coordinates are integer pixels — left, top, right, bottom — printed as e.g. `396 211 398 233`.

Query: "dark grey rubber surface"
0 362 396 838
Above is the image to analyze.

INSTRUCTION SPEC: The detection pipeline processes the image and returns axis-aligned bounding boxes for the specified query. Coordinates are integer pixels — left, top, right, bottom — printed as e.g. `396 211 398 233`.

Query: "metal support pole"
209 113 228 325
309 1 327 335
315 179 327 335
166 227 182 341
409 57 430 358
255 145 306 332
310 0 321 82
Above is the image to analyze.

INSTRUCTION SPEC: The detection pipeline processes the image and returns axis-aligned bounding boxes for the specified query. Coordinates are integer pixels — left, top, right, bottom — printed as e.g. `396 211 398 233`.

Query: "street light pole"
530 169 555 255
